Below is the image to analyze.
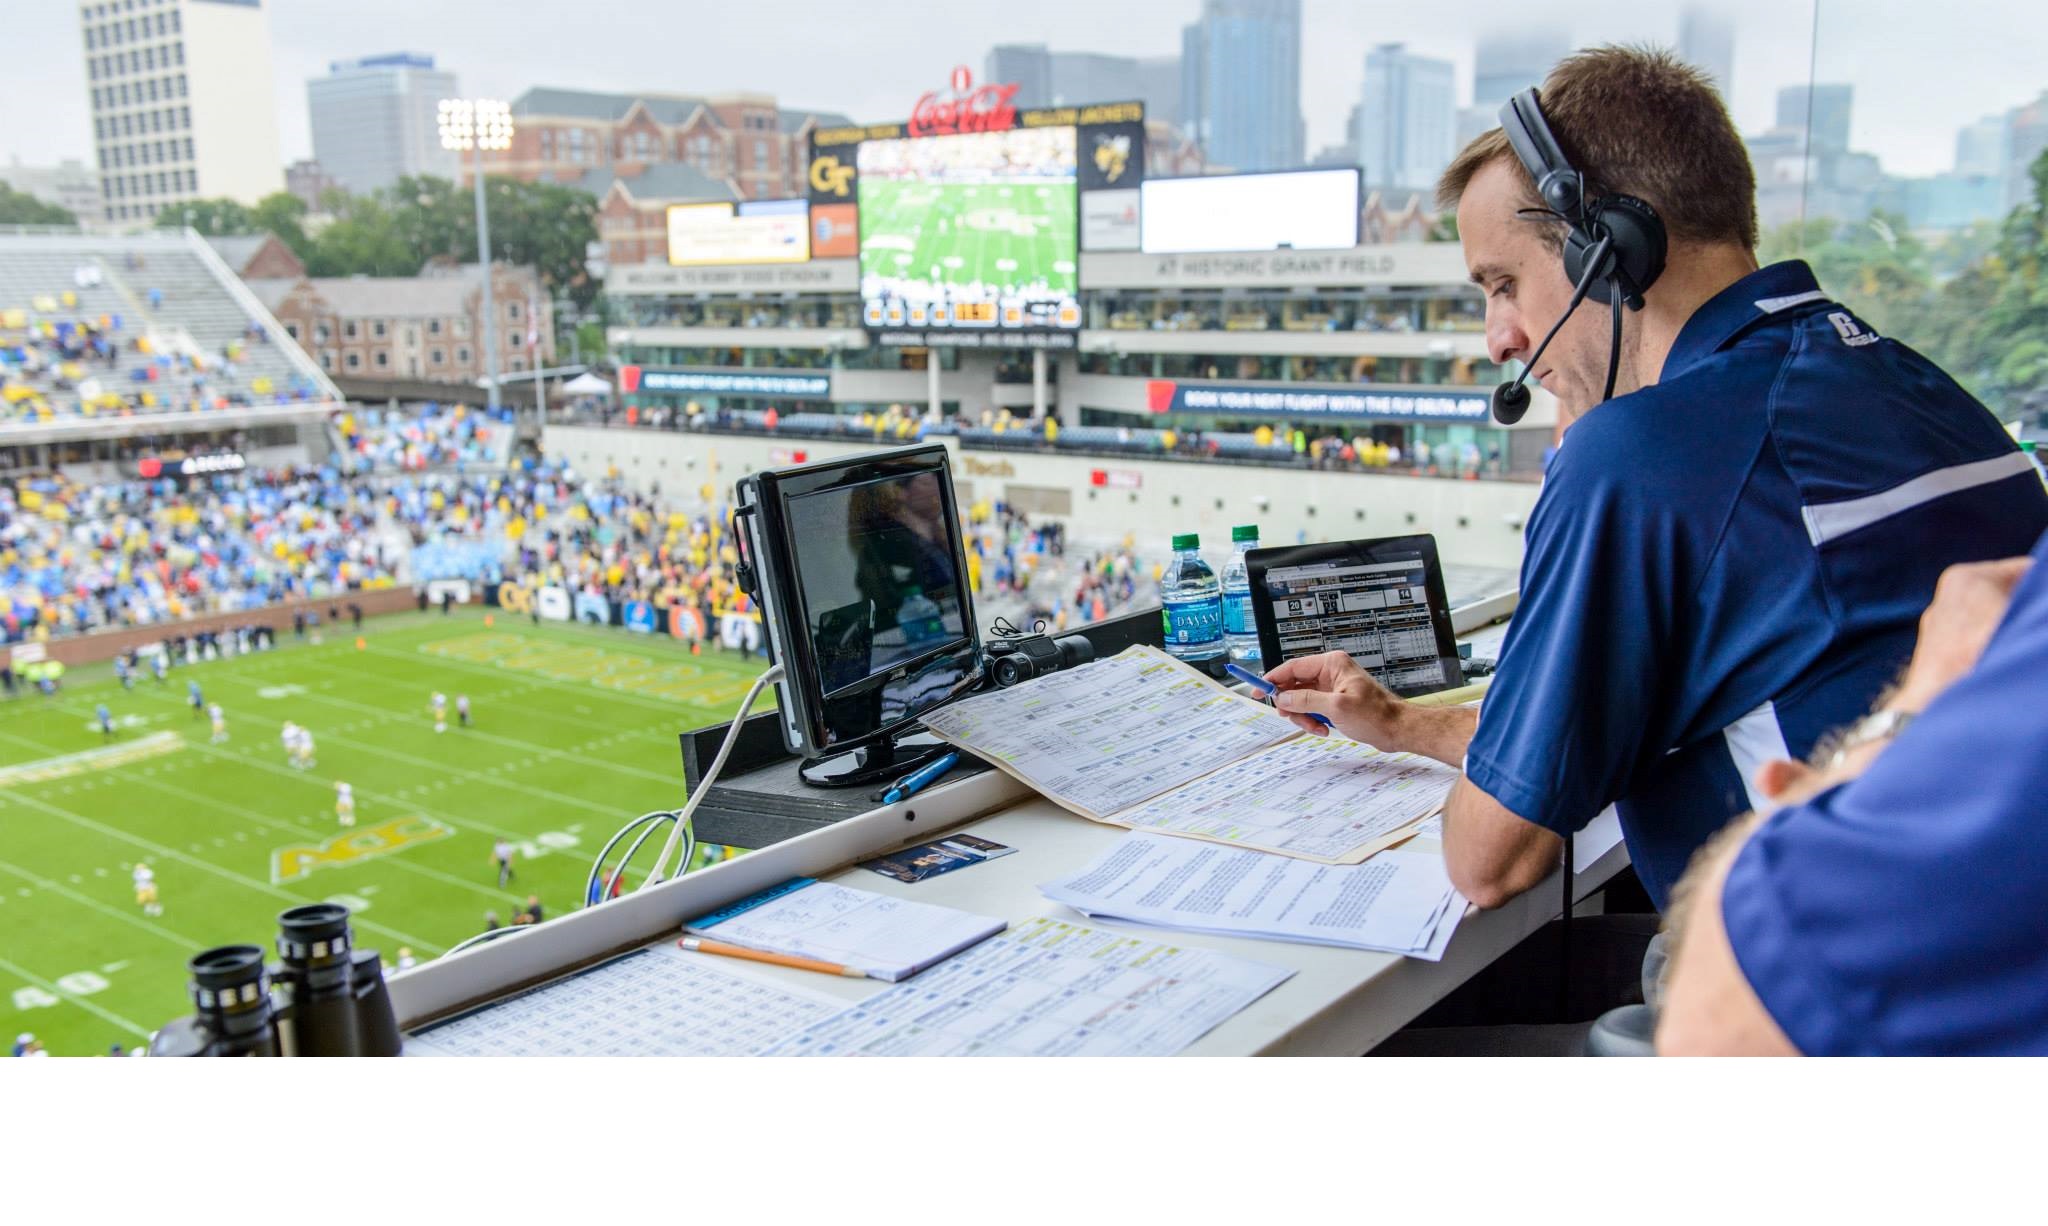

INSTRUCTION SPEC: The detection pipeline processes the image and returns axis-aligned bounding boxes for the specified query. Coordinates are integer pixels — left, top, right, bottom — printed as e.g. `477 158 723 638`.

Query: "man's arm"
1269 651 1561 908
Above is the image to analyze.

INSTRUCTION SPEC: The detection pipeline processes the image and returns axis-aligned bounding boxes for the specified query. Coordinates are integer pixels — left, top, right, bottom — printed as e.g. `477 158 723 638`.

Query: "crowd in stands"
332 403 515 473
1 310 323 424
0 467 399 645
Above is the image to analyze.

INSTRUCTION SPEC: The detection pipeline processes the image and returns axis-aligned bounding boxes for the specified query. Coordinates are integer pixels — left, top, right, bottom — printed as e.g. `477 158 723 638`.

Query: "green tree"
303 193 419 278
247 192 312 255
151 196 253 234
0 183 75 226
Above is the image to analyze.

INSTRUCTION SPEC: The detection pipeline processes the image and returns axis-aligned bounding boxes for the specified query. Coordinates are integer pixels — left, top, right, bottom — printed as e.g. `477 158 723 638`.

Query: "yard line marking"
0 857 208 950
141 770 525 908
0 950 152 1039
0 785 445 955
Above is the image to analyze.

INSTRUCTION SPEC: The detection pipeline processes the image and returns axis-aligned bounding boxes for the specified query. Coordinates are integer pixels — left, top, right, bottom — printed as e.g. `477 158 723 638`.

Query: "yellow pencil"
678 936 870 979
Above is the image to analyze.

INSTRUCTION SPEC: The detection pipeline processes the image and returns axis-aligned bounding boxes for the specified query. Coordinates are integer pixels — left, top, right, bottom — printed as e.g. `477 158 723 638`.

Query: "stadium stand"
332 403 518 474
0 230 338 425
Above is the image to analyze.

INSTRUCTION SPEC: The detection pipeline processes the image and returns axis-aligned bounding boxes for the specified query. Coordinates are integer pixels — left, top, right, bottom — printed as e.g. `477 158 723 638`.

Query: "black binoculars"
149 903 403 1057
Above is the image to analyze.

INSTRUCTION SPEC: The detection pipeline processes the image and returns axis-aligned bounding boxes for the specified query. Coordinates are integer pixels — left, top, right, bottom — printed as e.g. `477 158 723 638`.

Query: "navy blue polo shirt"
1464 260 2048 908
1723 528 2048 1054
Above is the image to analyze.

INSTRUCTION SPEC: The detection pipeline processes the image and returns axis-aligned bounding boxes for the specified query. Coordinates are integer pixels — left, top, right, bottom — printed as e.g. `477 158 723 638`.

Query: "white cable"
641 663 783 890
605 815 680 900
584 810 674 907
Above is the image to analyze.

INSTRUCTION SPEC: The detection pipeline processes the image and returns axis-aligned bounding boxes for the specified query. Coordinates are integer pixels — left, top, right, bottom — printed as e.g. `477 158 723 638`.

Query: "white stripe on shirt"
1800 451 2036 547
1754 290 1830 314
1722 701 1790 815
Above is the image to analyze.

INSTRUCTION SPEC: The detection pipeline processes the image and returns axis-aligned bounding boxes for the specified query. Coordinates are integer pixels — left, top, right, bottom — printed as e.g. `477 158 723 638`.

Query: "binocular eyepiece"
149 904 403 1057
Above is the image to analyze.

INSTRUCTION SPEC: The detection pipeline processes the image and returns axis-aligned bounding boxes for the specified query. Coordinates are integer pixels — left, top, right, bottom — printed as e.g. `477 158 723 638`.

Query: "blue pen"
882 752 960 805
1225 662 1333 728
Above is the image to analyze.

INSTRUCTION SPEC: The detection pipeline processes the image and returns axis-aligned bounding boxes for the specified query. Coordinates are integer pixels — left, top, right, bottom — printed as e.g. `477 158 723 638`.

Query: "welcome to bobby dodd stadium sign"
1147 380 1490 423
620 367 832 399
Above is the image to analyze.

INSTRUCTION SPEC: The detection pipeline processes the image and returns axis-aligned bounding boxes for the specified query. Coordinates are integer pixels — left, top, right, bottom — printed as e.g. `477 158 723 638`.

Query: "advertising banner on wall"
424 579 473 606
618 367 833 399
538 586 572 622
573 592 612 625
668 604 708 641
666 199 811 266
1146 379 1490 423
1081 187 1140 252
622 601 657 633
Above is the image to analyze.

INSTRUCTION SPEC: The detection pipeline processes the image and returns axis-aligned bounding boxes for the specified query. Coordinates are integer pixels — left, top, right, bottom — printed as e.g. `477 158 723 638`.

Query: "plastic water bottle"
1222 524 1261 667
1161 533 1225 661
2023 440 2048 489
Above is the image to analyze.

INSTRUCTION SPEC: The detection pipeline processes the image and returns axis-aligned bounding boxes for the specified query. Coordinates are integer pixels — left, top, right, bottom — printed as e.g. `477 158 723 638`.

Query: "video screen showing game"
856 126 1080 333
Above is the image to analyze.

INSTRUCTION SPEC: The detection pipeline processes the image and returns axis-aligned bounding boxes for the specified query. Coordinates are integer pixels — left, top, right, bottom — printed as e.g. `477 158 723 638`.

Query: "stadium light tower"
438 98 515 410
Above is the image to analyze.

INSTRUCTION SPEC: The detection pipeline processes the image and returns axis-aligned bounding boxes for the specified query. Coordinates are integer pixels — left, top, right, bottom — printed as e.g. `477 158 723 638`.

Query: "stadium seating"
333 403 517 474
0 231 338 424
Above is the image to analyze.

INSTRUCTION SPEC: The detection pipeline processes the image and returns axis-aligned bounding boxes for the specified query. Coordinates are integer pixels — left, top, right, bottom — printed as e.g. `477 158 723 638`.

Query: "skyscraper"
307 53 461 196
1358 43 1455 193
1955 114 2010 180
1778 83 1854 157
78 0 286 225
1473 30 1571 110
986 44 1056 109
1677 5 1736 99
1181 0 1303 171
986 45 1178 124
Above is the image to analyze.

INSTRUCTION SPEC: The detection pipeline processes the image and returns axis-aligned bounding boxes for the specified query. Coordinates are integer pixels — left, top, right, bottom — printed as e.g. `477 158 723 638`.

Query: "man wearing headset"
1267 46 2048 913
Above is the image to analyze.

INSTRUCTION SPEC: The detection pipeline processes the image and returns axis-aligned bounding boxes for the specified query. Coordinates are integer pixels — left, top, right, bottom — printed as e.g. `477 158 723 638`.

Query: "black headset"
1489 87 1669 424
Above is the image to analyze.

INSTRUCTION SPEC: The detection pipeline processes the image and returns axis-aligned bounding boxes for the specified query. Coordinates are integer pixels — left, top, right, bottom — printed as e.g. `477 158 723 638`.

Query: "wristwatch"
1827 708 1915 768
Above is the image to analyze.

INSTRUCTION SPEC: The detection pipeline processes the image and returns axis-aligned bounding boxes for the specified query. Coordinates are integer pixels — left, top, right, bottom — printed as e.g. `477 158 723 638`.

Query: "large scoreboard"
809 70 1142 350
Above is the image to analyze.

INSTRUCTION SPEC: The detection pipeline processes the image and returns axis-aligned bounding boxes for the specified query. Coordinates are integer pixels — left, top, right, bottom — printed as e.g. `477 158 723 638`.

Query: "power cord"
640 663 784 890
584 810 677 908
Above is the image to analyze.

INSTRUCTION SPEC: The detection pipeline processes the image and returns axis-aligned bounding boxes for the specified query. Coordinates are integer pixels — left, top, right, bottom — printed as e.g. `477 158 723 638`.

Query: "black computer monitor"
734 444 982 787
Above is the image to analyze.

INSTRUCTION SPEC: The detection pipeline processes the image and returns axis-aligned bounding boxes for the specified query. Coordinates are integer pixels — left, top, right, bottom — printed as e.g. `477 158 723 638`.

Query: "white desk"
390 765 1631 1056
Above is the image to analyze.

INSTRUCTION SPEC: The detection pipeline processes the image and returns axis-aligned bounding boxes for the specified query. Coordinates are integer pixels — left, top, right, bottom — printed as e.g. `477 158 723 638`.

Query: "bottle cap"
1171 533 1199 551
2024 441 2038 454
1231 525 1259 542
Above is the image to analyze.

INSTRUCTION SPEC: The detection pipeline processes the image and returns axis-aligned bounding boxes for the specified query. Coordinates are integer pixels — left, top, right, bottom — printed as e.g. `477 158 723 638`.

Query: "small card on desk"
682 878 1006 982
860 834 1017 883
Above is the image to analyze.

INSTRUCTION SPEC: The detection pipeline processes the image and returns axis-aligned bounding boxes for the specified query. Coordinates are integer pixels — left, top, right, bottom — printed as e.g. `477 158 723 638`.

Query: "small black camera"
984 631 1095 688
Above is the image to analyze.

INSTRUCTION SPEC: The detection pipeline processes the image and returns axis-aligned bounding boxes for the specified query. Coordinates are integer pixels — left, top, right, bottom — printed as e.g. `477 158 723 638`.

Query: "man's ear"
1755 758 1813 803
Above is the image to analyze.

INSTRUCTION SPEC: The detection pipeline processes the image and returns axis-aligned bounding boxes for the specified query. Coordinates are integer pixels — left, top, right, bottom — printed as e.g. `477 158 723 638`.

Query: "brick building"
482 87 853 202
204 232 309 281
248 261 554 386
583 164 740 267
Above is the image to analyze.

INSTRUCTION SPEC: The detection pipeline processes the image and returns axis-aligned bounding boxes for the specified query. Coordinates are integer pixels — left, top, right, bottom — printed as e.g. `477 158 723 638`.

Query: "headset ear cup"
1592 196 1668 307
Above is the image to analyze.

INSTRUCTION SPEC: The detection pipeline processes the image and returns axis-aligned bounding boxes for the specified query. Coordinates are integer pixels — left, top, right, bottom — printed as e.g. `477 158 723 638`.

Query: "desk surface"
396 771 1628 1056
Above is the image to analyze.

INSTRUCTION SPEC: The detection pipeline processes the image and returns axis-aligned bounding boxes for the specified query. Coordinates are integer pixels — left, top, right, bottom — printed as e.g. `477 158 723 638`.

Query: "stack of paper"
760 917 1294 1057
683 878 1006 982
920 645 1457 864
1041 832 1468 961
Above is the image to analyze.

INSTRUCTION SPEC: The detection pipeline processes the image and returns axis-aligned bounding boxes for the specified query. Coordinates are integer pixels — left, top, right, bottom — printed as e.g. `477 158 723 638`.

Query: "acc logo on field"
809 154 854 198
272 816 454 884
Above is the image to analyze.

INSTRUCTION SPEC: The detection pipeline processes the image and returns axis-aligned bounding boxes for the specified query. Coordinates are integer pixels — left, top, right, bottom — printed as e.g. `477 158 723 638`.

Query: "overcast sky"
5 0 2043 179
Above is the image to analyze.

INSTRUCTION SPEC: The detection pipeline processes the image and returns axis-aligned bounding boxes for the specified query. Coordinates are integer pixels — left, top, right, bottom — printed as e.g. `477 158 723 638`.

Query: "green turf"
0 611 773 1056
860 178 1077 300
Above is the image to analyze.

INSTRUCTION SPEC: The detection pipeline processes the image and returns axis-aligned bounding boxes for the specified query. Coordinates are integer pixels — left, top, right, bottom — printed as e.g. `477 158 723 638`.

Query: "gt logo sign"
809 155 854 198
272 816 454 884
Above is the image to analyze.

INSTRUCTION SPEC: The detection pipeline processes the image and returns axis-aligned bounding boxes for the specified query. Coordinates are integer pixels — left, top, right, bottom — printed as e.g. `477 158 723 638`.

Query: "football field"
0 611 771 1056
860 178 1077 299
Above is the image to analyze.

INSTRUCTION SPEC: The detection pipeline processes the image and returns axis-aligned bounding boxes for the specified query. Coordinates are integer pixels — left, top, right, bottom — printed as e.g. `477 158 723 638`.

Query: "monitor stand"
798 729 951 790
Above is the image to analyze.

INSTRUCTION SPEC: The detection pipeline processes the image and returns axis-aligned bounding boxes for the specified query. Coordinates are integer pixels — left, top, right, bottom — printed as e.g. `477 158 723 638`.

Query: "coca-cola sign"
907 67 1021 137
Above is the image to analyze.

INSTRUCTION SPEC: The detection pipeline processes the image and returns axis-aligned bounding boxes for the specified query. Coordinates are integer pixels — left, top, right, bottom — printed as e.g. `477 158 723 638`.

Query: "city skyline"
5 1 2046 188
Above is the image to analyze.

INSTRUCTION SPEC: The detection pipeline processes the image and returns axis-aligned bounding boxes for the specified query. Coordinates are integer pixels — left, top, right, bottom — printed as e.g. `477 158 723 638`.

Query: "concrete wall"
544 424 1538 570
14 587 422 670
